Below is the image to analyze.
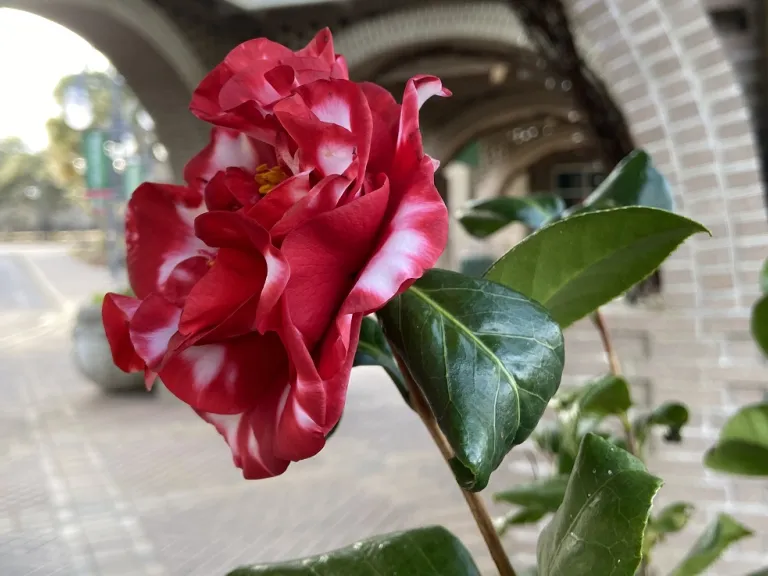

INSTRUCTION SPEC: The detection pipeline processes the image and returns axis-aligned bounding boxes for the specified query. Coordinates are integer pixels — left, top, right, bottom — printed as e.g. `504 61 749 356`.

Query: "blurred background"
0 0 766 574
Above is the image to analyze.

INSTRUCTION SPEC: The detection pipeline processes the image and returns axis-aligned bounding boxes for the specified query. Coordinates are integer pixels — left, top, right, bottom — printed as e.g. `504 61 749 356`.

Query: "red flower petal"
247 171 312 231
197 407 290 480
204 168 261 211
273 80 372 180
128 293 182 369
361 82 400 175
102 294 144 373
273 308 363 461
179 248 266 339
269 174 350 240
390 75 450 186
280 182 389 348
194 211 289 333
296 28 336 68
125 183 211 299
162 256 212 306
343 156 448 315
160 331 288 415
184 127 275 195
190 38 294 124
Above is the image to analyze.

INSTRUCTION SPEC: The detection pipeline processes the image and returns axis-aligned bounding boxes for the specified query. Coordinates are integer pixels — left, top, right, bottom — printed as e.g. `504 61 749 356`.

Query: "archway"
6 0 209 178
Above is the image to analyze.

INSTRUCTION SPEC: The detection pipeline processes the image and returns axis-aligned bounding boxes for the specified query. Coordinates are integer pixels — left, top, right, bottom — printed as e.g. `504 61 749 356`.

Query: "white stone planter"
71 303 147 392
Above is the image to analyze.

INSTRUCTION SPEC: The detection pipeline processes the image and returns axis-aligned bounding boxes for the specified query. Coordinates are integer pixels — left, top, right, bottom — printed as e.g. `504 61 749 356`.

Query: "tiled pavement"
0 245 539 576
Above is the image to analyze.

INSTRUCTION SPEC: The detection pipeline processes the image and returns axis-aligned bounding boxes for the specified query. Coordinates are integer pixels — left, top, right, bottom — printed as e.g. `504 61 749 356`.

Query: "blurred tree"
45 71 154 191
0 144 67 237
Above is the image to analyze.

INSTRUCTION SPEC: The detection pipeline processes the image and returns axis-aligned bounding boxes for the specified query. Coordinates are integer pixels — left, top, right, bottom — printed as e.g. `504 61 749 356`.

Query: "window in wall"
551 162 605 207
551 162 663 304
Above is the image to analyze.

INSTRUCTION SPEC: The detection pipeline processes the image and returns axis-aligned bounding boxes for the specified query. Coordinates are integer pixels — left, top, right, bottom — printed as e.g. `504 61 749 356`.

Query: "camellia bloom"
103 29 449 479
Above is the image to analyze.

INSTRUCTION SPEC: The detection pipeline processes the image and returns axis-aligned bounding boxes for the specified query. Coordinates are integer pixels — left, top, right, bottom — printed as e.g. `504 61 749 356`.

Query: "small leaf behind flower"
379 269 564 491
633 401 690 445
227 526 481 576
537 434 662 576
485 207 708 328
704 402 768 476
670 514 753 576
458 194 565 238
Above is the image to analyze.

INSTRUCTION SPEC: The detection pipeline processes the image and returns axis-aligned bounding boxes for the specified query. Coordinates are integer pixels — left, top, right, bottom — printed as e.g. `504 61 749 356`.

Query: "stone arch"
5 0 209 178
423 92 576 162
334 0 767 317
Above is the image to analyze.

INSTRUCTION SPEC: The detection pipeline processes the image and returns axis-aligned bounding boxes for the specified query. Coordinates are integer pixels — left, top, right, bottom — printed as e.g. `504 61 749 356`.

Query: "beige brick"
694 246 732 266
734 218 768 237
674 124 709 146
711 96 746 117
669 101 701 124
703 69 737 93
680 25 716 52
701 272 735 290
680 149 716 169
728 194 766 214
726 170 762 189
682 172 720 192
716 121 750 140
650 56 682 79
722 143 759 164
701 315 750 334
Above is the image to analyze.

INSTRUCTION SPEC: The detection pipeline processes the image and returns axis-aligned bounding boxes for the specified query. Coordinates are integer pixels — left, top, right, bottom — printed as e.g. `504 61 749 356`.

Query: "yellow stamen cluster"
255 164 288 195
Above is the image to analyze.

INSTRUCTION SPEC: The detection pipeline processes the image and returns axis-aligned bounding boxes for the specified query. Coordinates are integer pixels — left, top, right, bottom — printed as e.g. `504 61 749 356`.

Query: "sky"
0 8 110 151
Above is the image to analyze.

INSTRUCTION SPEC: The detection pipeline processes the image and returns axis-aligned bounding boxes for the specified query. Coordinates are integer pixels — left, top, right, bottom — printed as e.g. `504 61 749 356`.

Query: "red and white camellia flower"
102 29 449 479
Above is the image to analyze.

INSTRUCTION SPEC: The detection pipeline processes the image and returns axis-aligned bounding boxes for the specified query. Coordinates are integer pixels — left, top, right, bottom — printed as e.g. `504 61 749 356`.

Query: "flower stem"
591 309 622 376
591 309 646 576
392 353 517 576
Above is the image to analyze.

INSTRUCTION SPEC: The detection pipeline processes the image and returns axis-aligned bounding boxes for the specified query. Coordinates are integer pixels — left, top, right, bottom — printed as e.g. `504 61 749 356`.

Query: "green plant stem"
392 352 518 576
592 309 647 576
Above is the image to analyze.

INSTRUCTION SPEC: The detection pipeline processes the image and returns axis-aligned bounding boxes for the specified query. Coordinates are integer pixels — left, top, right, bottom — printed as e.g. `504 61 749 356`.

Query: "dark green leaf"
537 434 662 576
651 502 695 535
704 402 768 476
633 402 690 445
496 507 549 535
567 150 674 216
751 294 768 357
494 475 568 511
579 375 632 416
354 316 409 406
556 377 631 457
379 269 565 491
458 194 566 238
227 526 481 576
670 514 752 576
485 207 708 328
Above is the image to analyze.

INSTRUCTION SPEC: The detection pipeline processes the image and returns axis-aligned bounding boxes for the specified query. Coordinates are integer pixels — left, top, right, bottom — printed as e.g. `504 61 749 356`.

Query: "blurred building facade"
7 0 768 571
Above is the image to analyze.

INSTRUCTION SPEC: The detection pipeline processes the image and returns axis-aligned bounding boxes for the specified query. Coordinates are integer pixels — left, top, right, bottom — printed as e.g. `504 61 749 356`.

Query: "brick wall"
333 1 768 573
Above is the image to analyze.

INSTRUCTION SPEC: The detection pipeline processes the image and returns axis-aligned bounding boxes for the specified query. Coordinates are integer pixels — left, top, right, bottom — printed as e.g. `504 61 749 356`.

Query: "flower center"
254 164 288 195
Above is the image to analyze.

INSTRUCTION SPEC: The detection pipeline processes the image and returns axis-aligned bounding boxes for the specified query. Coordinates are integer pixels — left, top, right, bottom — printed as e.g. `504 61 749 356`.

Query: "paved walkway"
0 243 539 576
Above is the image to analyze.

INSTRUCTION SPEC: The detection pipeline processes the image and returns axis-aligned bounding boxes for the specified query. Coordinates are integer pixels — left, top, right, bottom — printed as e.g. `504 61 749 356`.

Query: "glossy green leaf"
633 402 690 445
566 150 674 216
751 294 768 357
496 507 549 535
670 514 752 576
379 269 565 491
704 402 768 476
485 207 708 328
458 194 566 238
537 433 662 576
354 316 409 406
494 475 568 511
227 526 481 576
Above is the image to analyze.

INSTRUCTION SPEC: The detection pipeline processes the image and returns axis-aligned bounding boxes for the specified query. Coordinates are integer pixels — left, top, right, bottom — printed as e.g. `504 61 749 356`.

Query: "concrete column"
442 161 489 272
